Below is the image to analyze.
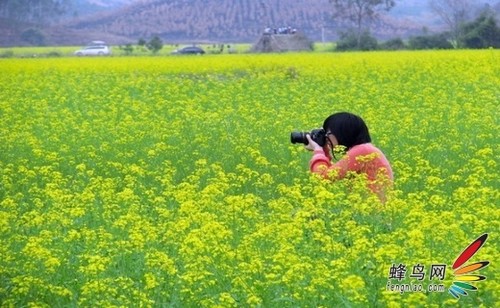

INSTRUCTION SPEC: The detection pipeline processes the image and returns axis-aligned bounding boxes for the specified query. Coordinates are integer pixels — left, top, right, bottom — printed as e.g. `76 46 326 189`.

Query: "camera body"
290 128 327 147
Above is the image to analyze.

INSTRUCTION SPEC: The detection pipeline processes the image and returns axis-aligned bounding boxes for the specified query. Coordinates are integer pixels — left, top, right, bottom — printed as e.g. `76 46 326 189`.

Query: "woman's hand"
304 134 323 151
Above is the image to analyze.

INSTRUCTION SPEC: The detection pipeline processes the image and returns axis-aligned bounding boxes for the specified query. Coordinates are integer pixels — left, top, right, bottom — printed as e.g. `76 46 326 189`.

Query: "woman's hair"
323 112 371 149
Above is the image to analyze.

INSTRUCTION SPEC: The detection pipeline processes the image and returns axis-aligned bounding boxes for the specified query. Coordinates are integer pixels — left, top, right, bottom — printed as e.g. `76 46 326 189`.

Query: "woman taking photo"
304 112 393 200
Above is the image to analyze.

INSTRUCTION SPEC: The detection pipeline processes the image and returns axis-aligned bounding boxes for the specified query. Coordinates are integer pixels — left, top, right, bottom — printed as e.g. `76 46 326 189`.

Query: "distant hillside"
1 0 499 46
67 0 132 18
60 0 428 45
62 0 332 44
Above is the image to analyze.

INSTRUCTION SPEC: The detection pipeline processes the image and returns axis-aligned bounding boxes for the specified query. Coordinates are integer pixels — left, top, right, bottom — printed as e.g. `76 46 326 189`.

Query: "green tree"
428 0 474 48
460 12 500 48
146 36 163 54
329 0 395 48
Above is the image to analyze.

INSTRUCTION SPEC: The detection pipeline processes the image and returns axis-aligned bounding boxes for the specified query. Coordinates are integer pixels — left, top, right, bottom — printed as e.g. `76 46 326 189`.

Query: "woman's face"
326 131 339 148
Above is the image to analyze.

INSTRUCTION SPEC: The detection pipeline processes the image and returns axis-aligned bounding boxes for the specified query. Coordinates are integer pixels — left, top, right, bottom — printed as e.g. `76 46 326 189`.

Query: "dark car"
172 46 205 55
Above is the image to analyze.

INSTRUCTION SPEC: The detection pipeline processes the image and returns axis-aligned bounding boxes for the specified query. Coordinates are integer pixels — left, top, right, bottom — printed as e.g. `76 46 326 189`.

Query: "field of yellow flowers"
1 50 498 307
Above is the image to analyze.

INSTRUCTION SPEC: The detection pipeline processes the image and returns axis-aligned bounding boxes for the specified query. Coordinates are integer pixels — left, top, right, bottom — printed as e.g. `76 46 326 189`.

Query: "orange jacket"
310 143 393 196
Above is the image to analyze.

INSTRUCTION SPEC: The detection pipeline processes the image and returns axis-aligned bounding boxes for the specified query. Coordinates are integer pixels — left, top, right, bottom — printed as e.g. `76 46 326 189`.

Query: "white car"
74 45 111 56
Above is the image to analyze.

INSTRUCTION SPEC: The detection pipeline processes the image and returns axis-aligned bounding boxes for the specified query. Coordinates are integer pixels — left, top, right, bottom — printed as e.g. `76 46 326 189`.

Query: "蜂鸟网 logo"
386 233 490 300
448 233 489 299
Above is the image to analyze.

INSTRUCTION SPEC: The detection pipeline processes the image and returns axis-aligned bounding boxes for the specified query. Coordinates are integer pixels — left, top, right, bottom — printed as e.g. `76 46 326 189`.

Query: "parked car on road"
74 42 111 56
171 46 205 55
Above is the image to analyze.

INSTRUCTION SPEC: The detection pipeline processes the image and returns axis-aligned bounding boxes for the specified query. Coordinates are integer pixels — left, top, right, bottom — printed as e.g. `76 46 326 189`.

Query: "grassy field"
0 50 498 307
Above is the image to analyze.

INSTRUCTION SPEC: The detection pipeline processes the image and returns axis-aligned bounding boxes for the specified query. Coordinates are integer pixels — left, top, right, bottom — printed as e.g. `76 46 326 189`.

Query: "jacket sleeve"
309 148 332 177
310 148 351 180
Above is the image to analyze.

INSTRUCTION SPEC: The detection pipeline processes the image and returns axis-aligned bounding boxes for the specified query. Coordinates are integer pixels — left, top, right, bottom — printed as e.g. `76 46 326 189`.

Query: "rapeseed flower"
0 50 498 306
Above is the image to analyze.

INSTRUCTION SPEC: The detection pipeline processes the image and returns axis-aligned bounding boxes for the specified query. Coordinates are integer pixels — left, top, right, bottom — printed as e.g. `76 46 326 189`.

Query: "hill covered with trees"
0 0 498 47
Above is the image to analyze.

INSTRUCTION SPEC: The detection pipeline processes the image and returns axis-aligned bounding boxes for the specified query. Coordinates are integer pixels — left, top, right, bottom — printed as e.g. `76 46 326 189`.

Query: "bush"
336 30 378 51
0 50 14 58
379 38 406 50
119 44 134 55
408 33 453 50
46 51 61 57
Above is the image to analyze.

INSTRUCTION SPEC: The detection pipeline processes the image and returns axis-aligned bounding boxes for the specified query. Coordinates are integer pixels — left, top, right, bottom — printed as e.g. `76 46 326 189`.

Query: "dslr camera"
290 128 327 147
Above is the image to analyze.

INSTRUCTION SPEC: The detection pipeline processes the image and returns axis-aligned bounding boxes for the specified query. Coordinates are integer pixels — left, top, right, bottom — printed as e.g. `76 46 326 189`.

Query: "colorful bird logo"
448 233 490 299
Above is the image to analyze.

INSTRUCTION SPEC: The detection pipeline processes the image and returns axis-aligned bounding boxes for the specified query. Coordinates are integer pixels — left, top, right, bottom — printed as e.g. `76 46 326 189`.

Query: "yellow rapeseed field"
0 50 498 307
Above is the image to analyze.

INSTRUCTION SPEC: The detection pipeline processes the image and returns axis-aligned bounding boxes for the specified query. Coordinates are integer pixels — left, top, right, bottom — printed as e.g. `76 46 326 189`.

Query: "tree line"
336 11 500 51
331 0 500 50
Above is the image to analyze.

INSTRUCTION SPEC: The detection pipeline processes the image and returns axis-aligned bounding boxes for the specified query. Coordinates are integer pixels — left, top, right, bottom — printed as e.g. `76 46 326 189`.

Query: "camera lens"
290 131 308 144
